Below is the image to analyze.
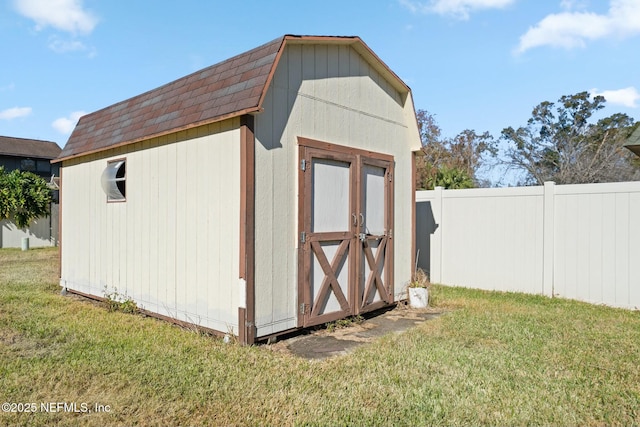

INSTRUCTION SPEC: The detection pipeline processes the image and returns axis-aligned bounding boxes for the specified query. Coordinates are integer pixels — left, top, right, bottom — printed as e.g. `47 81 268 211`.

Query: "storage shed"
55 35 422 344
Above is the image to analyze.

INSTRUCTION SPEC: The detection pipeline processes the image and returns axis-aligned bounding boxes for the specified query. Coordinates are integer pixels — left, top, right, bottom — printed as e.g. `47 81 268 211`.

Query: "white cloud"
516 0 640 53
48 36 96 57
399 0 515 19
13 0 98 34
52 111 86 134
560 0 589 11
0 107 32 120
590 87 640 108
48 37 86 53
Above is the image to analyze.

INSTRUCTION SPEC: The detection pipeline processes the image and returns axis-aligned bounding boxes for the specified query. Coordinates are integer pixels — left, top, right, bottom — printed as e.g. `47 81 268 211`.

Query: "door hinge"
300 231 306 243
299 303 307 315
388 172 393 182
300 159 307 171
389 229 393 238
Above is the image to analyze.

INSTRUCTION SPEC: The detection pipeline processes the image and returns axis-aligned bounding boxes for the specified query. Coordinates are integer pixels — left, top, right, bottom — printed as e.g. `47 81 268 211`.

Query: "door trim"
298 137 394 163
297 137 394 327
298 146 357 327
357 156 394 314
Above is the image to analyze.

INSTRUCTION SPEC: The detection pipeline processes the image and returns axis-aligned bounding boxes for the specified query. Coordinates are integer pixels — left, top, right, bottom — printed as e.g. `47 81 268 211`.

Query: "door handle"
359 213 364 228
352 213 357 227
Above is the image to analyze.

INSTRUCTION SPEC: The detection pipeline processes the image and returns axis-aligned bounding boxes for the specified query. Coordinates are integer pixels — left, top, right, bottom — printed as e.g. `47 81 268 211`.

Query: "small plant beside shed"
408 268 431 308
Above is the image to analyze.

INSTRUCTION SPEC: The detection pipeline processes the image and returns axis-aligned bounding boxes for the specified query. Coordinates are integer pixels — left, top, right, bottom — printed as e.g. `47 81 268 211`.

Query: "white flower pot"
408 287 428 308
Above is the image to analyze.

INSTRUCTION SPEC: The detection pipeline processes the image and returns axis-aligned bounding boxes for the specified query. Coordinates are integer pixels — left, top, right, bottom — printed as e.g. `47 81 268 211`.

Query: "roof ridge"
0 135 59 145
0 135 62 158
57 34 409 162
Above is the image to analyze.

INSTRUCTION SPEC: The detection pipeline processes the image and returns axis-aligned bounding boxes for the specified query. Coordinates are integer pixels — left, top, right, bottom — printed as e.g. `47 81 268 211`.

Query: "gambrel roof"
0 136 61 159
57 35 410 162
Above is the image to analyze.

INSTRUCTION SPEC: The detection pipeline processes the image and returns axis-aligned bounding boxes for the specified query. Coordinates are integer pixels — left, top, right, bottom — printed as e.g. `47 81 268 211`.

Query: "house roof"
0 136 62 159
56 35 410 162
624 125 640 157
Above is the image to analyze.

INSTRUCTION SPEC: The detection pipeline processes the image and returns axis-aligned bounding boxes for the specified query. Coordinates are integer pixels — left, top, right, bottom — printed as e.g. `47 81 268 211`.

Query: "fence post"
431 186 443 284
543 181 555 297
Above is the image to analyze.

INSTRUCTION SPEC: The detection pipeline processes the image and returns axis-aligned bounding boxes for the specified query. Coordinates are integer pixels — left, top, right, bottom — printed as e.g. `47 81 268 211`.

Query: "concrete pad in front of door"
269 305 443 360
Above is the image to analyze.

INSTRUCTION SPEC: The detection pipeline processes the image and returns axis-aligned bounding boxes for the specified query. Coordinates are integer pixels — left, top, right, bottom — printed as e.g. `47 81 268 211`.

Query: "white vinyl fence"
0 203 59 248
416 181 640 310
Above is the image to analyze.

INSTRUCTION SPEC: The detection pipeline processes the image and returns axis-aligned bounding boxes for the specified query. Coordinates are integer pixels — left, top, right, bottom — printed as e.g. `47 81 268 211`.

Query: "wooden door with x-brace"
298 139 394 327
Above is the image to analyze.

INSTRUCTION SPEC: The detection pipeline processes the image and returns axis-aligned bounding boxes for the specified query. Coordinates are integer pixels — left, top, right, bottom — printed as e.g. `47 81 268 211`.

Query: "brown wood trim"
237 307 247 344
358 299 388 314
353 152 363 313
58 165 63 279
298 145 359 327
298 137 393 163
65 289 226 337
309 239 351 315
239 115 256 345
348 148 359 316
300 141 397 318
282 35 410 94
256 37 289 113
305 311 351 328
53 107 262 164
307 231 353 242
239 147 248 280
388 160 395 301
411 151 417 282
297 144 306 328
361 237 388 306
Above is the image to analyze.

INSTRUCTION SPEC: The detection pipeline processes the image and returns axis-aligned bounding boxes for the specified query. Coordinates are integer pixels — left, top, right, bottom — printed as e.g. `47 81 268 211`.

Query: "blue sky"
1 0 639 157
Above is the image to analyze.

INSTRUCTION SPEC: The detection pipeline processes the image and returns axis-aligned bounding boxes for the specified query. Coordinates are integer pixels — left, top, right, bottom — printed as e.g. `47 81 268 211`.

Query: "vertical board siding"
418 181 640 310
60 120 242 333
254 43 420 336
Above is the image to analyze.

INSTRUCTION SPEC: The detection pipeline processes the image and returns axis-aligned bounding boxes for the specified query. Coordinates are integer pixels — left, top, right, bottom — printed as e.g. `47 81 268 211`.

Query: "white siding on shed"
60 120 242 333
253 43 420 336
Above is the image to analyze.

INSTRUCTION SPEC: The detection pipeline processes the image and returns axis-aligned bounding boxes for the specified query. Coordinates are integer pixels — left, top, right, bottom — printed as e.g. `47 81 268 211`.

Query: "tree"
501 91 640 185
432 165 474 189
0 167 52 229
415 109 497 189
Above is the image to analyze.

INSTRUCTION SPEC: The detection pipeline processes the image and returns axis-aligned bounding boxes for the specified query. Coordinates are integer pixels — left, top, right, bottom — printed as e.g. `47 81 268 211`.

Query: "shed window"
101 159 126 201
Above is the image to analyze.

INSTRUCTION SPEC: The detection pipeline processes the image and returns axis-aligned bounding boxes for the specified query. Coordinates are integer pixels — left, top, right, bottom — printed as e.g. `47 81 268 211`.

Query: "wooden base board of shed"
62 288 227 339
61 288 404 345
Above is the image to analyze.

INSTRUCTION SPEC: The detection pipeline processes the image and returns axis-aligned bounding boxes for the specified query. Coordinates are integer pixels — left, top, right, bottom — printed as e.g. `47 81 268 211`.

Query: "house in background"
0 136 61 248
55 35 422 344
0 135 61 179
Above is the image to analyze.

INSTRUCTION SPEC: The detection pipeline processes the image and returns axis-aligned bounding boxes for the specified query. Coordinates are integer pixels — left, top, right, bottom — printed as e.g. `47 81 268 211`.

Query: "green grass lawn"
1 247 639 426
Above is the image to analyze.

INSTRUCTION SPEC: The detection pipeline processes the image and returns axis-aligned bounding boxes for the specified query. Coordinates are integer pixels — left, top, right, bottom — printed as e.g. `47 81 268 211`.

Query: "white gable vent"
101 159 126 201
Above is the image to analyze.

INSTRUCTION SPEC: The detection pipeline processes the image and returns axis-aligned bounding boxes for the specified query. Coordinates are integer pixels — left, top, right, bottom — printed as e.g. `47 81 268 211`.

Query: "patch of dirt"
0 330 60 359
264 304 444 359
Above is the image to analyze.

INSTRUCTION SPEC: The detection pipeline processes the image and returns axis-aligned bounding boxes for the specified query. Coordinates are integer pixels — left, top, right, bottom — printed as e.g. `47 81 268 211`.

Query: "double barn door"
298 139 394 327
